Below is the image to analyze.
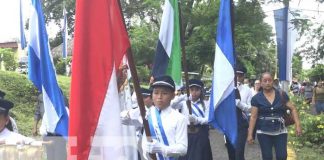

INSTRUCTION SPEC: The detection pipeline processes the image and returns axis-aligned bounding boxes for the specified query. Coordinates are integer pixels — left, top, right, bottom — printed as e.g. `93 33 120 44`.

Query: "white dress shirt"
0 128 34 144
237 83 253 113
121 106 188 159
143 106 187 158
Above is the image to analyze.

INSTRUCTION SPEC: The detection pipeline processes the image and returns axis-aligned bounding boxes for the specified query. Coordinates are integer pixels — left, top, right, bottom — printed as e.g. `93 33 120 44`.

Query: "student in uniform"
0 99 34 144
121 87 153 160
225 64 252 160
175 79 213 160
0 90 19 133
121 75 188 160
121 87 153 127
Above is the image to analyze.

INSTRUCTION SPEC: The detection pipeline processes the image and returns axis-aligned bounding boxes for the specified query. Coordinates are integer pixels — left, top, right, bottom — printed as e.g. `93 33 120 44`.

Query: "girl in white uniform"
175 79 212 160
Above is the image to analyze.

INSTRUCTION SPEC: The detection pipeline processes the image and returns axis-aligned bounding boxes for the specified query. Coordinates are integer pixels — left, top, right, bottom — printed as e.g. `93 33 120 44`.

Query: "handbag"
280 91 295 126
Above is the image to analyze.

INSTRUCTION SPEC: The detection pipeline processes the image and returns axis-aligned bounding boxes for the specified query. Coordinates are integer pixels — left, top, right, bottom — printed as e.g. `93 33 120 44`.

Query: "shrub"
288 95 324 156
0 48 17 71
54 57 67 75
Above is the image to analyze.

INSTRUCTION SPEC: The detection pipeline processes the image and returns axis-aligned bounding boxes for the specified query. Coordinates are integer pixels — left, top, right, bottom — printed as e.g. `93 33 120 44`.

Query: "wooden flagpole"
178 0 197 133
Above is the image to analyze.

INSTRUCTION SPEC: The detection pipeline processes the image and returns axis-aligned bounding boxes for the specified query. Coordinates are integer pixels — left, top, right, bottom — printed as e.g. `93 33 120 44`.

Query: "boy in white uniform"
121 75 188 159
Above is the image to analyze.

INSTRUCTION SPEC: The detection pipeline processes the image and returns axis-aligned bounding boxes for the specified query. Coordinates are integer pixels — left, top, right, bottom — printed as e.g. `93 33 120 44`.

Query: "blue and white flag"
62 8 68 58
274 7 295 82
28 0 69 137
19 0 26 49
208 0 237 145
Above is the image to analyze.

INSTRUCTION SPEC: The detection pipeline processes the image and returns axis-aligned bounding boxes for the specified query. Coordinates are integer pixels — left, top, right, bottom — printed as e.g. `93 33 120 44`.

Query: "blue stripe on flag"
28 0 68 137
274 7 288 81
208 0 237 146
152 40 169 78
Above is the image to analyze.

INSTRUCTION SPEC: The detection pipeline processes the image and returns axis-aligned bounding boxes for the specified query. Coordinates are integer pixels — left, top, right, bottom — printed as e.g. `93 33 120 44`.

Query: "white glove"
120 110 130 125
235 99 241 106
129 107 140 118
189 115 198 124
146 139 166 154
145 110 150 120
30 141 43 146
178 94 188 101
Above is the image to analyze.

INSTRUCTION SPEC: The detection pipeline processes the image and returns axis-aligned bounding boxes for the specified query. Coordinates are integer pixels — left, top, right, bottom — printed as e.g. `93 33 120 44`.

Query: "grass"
293 146 324 160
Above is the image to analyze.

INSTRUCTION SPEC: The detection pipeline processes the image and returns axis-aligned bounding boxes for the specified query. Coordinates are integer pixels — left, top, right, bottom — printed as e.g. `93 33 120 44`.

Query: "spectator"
248 72 302 160
273 79 281 90
33 93 44 136
0 99 35 144
252 80 261 96
290 80 300 96
312 80 324 114
0 90 19 133
303 82 313 104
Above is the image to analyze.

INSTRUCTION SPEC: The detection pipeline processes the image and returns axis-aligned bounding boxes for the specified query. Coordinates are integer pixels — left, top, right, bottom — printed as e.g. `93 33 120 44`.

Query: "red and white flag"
68 0 131 159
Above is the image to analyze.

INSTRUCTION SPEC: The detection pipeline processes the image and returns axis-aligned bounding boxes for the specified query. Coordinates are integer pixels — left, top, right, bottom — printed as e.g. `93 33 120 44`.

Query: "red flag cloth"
68 0 130 159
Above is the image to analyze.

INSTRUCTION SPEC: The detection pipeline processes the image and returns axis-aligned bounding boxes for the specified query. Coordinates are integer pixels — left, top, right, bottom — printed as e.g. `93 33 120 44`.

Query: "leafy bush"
288 96 324 157
55 58 67 75
0 48 17 71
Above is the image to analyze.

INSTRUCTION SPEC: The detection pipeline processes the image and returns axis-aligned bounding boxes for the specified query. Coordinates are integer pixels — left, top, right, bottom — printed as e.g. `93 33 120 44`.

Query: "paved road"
210 129 261 160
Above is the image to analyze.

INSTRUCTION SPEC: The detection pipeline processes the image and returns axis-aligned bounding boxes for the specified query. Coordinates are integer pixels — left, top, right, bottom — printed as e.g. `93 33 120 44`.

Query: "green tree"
308 64 324 82
41 0 276 78
121 0 162 29
129 22 158 67
234 0 275 77
292 53 303 78
185 0 219 72
296 23 324 65
42 0 75 48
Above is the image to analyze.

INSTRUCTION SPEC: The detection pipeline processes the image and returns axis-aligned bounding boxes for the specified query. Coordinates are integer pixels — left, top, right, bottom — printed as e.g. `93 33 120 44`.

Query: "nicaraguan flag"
62 8 68 58
19 0 26 49
208 0 237 145
28 0 69 137
152 0 182 86
274 7 295 82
